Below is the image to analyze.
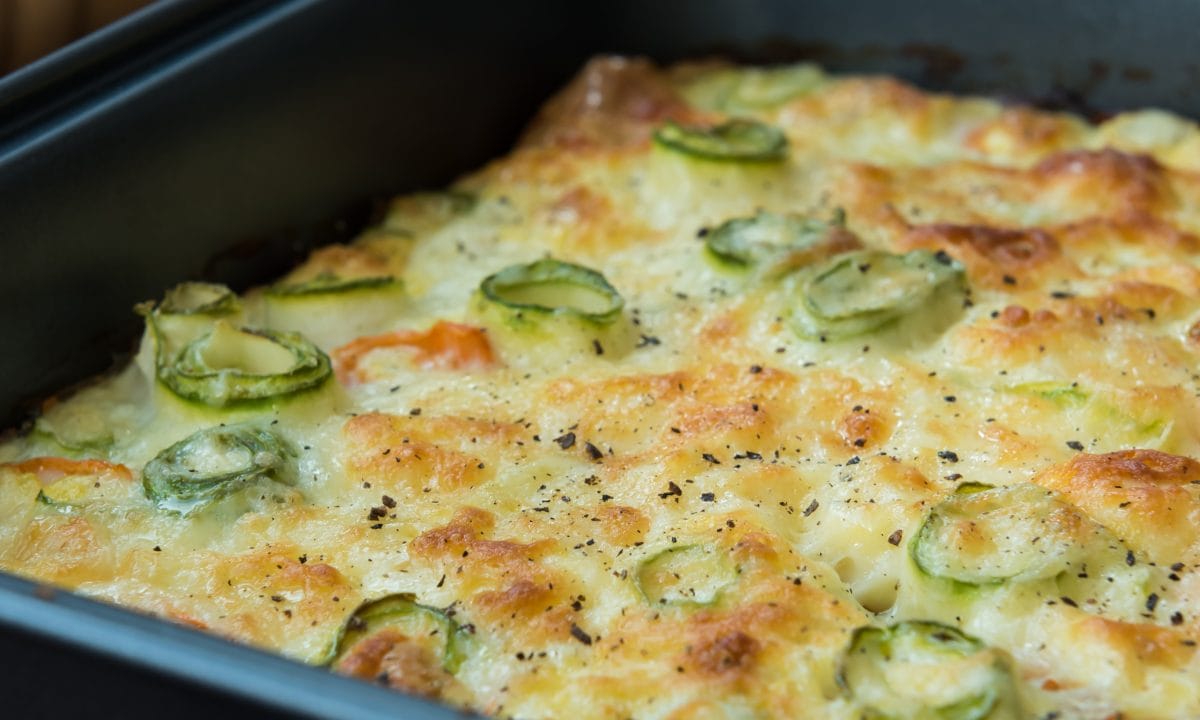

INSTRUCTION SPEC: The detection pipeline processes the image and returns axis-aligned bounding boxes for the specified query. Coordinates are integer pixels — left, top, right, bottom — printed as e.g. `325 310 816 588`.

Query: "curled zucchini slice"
911 483 1088 588
156 321 331 407
634 544 736 607
653 118 788 162
790 249 967 341
706 208 854 277
266 273 398 297
480 259 624 325
158 282 239 316
327 593 471 674
838 621 1016 720
142 424 296 515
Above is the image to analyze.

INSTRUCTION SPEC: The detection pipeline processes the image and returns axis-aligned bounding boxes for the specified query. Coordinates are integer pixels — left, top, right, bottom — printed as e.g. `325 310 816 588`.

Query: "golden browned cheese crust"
3 56 1200 718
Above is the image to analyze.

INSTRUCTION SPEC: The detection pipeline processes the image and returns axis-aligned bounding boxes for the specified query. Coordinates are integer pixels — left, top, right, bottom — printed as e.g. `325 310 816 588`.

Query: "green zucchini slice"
479 259 624 326
158 282 239 316
266 273 398 297
911 483 1088 588
327 594 471 674
142 423 296 515
683 63 826 113
653 119 788 162
706 208 852 277
634 544 736 607
839 621 1015 720
790 249 967 340
155 321 331 407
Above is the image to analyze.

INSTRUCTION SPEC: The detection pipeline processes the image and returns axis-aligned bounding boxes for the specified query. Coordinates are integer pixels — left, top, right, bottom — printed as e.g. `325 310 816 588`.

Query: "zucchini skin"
325 593 471 673
154 323 332 408
653 118 788 162
789 248 967 341
837 621 1018 720
158 281 240 316
266 274 399 297
633 544 735 607
705 208 856 277
141 423 296 515
478 259 624 326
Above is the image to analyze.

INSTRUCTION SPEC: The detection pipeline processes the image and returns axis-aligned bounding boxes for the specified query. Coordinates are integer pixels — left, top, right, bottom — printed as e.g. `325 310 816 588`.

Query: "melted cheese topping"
4 56 1200 719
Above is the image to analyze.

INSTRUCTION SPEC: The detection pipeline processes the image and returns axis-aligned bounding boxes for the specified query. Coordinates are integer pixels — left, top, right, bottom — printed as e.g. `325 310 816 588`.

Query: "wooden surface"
0 0 154 73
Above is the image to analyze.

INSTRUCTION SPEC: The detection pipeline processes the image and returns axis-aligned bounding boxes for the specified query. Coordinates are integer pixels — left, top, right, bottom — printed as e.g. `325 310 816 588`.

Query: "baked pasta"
3 56 1200 719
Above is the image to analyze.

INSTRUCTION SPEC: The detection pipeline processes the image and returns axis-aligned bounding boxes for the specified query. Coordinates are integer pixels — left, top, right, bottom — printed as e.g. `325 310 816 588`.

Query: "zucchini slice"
653 119 788 162
327 593 471 674
789 249 967 341
158 281 239 316
705 208 854 277
634 544 736 607
911 483 1088 588
155 321 332 407
838 621 1016 720
480 259 624 325
264 273 406 349
266 274 398 297
142 424 296 515
683 63 826 113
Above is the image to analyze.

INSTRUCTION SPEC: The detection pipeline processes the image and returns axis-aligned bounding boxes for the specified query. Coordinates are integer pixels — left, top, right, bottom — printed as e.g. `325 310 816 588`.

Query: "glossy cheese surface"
4 57 1200 718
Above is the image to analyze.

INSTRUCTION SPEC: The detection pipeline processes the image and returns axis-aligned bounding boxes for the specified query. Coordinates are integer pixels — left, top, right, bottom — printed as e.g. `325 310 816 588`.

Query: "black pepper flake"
659 481 683 499
933 250 953 266
585 442 603 461
696 227 710 238
152 546 161 552
381 495 396 508
1146 593 1160 612
270 595 284 603
600 494 613 502
749 364 763 374
592 339 604 356
887 530 903 546
701 453 721 464
1060 596 1078 608
944 395 957 403
945 473 963 481
1050 291 1074 299
298 554 307 564
846 456 861 465
1126 550 1137 566
369 523 383 529
1066 440 1084 451
637 334 661 348
937 450 959 463
1172 562 1186 572
700 492 716 502
569 623 593 645
744 451 762 460
554 432 576 450
1002 274 1017 286
1172 611 1185 626
368 506 387 521
408 407 422 417
803 500 819 517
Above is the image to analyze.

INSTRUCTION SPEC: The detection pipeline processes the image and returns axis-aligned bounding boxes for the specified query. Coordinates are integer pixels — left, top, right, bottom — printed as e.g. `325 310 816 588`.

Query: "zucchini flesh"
327 593 470 674
155 320 332 407
839 621 1014 720
911 483 1087 587
790 249 966 340
141 424 296 515
158 281 239 316
653 119 788 162
634 544 735 607
480 259 624 324
706 208 851 277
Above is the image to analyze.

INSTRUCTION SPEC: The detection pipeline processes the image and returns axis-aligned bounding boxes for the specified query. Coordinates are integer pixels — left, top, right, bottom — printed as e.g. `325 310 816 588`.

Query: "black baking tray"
3 0 1200 716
